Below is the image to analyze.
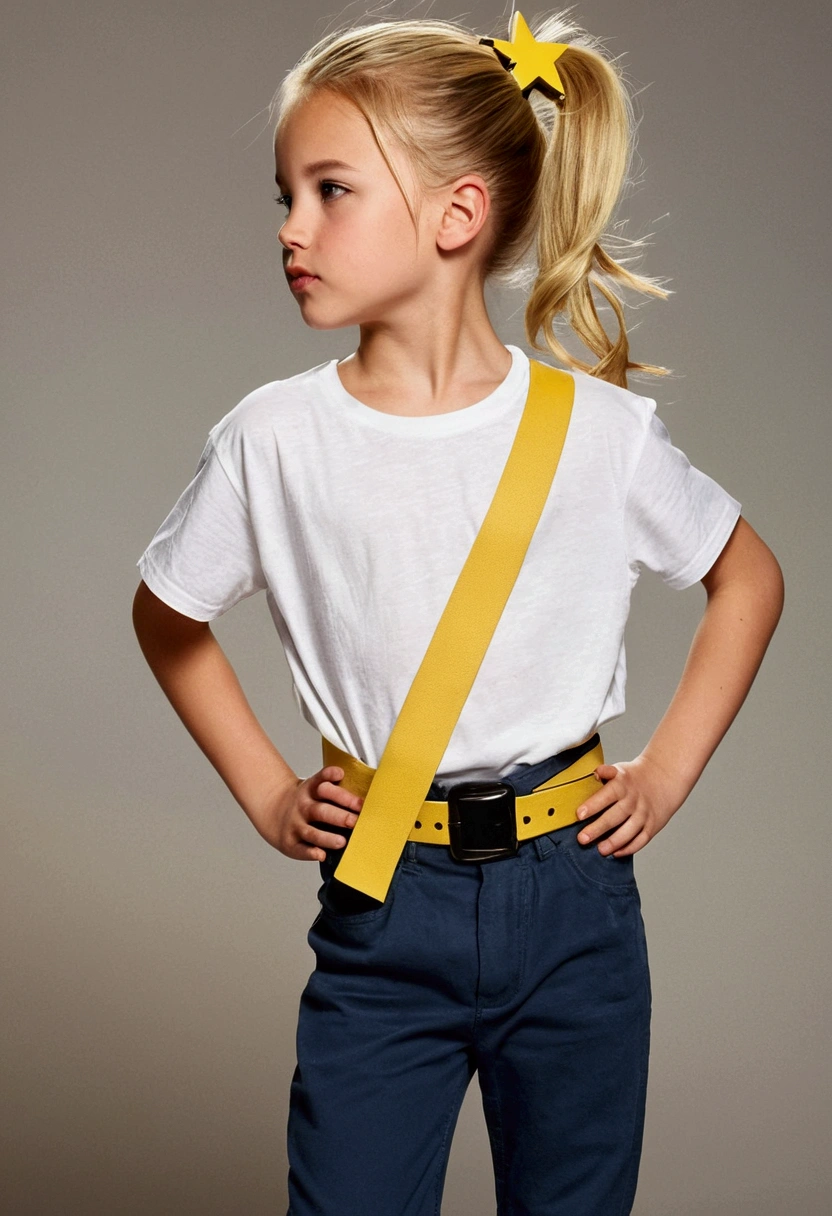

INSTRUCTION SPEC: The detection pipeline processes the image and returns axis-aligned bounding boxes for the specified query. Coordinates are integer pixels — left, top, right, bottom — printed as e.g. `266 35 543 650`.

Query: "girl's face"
274 90 439 330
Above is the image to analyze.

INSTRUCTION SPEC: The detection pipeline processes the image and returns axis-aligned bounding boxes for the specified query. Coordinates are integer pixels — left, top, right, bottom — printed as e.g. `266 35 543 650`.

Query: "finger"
311 802 360 830
612 828 651 858
315 767 347 792
301 823 348 851
594 764 619 781
289 841 328 862
577 802 630 845
319 765 361 792
595 817 643 855
576 785 618 822
321 765 346 781
317 778 365 812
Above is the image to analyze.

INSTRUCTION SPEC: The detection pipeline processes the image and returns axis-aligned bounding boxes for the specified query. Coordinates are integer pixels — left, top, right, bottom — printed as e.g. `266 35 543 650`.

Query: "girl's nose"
278 215 309 251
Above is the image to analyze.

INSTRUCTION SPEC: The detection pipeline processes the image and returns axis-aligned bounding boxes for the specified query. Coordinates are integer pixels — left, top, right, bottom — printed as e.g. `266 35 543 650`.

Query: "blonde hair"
270 9 671 389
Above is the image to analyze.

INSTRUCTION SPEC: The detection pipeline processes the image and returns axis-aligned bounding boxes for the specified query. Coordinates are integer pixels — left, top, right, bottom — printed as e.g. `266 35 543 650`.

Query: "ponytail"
524 19 671 387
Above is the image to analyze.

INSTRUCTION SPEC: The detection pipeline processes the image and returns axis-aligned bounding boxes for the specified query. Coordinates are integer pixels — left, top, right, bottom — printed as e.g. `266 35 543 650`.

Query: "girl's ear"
435 174 491 252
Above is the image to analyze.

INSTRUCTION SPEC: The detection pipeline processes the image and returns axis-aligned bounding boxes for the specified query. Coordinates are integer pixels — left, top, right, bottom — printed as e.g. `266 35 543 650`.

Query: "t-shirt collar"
321 344 529 437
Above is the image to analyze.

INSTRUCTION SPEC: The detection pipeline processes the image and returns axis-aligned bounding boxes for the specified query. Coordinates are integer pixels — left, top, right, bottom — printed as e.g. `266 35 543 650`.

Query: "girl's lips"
290 274 318 292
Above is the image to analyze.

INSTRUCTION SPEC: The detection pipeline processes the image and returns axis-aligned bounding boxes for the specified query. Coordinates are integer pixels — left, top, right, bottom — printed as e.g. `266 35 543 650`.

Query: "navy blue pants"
287 741 651 1215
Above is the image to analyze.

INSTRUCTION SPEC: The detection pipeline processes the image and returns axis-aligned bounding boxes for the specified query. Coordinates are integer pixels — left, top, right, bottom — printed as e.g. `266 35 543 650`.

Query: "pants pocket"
549 821 638 894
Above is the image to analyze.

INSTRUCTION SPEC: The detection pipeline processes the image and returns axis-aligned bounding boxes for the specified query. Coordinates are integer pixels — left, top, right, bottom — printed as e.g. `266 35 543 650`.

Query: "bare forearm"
641 560 784 797
134 611 298 823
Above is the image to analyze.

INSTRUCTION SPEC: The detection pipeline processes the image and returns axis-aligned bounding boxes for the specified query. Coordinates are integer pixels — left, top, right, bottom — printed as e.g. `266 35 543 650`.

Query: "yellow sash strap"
333 360 576 902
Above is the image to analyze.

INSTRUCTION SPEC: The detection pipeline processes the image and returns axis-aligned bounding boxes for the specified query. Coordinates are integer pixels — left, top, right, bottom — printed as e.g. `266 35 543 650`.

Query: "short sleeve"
624 408 742 590
136 434 268 620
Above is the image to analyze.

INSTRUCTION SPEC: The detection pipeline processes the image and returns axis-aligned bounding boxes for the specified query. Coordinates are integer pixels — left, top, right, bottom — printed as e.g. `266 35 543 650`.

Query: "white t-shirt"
137 344 741 784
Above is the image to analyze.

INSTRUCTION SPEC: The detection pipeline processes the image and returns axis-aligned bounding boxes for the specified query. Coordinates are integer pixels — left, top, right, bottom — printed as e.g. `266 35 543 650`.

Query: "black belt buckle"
447 780 518 863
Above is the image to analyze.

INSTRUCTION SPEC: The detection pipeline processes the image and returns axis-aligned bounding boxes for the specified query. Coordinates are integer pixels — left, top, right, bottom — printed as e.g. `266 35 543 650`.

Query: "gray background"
2 1 829 1212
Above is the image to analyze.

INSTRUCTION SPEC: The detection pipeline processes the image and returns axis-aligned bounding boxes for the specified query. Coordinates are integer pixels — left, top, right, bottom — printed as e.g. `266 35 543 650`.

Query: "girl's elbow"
748 529 785 617
764 549 785 620
736 548 784 625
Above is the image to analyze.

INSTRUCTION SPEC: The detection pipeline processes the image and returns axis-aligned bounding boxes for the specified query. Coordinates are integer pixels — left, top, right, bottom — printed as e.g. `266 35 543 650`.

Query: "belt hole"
547 807 555 816
522 815 531 825
414 821 422 829
434 822 442 831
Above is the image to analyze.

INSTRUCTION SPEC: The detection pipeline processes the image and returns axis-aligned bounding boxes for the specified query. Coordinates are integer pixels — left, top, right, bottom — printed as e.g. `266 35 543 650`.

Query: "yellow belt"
321 735 605 847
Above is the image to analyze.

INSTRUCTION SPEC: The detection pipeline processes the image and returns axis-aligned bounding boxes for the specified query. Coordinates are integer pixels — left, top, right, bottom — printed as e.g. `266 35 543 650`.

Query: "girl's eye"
272 181 347 212
320 181 347 202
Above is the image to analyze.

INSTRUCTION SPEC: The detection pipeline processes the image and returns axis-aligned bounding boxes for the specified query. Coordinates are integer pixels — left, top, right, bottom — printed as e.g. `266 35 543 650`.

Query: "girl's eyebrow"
274 159 360 186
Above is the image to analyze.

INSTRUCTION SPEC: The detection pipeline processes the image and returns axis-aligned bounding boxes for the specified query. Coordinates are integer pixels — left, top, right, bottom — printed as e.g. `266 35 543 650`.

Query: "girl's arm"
574 515 785 857
132 581 363 859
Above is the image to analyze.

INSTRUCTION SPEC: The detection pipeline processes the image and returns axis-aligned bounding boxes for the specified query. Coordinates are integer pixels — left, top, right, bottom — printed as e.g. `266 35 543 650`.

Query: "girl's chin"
294 303 371 331
298 313 354 332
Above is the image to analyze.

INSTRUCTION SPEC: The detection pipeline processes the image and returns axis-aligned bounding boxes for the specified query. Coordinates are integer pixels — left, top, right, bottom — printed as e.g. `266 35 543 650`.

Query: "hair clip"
479 11 569 103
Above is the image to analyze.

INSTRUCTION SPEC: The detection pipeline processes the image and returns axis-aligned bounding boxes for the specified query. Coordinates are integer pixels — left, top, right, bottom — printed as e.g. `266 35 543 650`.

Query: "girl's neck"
336 314 513 419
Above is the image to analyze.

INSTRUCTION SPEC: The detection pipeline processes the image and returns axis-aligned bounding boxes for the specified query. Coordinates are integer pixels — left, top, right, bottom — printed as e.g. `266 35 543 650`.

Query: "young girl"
133 10 783 1214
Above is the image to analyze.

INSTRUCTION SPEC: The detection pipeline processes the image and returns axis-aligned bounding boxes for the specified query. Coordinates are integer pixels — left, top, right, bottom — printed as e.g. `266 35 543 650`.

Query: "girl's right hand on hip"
254 766 365 862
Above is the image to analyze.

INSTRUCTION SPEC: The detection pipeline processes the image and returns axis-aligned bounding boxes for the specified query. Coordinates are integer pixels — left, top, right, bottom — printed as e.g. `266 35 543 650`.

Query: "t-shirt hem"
664 499 743 590
136 556 224 621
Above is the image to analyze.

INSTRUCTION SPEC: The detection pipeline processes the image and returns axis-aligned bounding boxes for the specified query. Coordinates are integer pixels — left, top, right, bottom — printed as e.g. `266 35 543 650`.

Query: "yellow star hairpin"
480 11 569 103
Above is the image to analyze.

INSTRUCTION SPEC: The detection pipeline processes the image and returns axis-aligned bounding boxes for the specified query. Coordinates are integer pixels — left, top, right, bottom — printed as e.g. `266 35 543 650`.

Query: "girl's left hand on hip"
574 756 688 858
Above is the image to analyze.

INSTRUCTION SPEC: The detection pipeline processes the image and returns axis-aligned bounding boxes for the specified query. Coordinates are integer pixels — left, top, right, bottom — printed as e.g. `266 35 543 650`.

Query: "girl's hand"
574 755 689 857
251 766 364 862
